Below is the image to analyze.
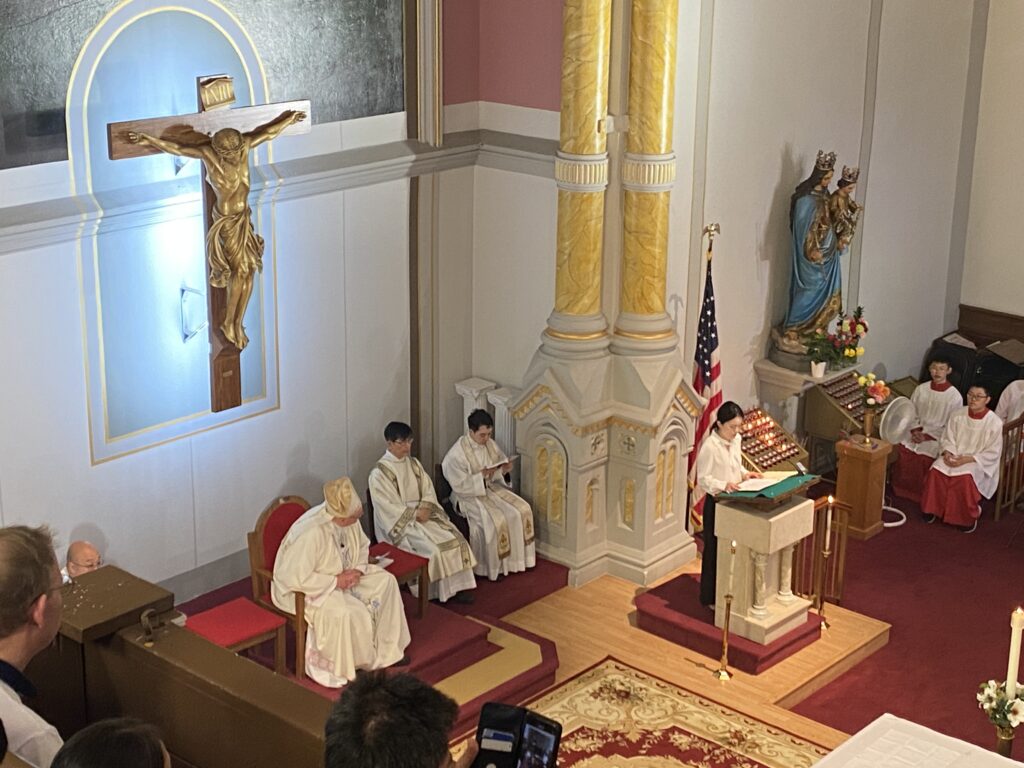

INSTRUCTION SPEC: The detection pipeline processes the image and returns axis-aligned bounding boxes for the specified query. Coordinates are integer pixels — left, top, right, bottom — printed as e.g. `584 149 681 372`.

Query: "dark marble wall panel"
0 0 405 170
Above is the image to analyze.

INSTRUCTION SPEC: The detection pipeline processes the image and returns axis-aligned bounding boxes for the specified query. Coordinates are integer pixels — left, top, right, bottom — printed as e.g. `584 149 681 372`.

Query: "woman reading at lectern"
696 401 761 608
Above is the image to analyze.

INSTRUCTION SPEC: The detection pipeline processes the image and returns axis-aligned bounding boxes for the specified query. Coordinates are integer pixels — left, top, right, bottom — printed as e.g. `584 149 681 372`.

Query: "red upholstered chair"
247 495 310 680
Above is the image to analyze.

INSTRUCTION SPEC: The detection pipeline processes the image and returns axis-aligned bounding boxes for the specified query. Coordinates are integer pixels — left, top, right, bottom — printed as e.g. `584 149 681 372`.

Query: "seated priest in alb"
920 384 1003 533
890 357 963 504
996 379 1024 423
442 409 535 581
272 476 410 687
369 421 477 604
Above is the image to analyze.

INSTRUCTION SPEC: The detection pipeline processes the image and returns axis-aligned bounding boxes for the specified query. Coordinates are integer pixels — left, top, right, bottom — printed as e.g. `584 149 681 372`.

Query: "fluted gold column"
542 0 613 355
612 0 679 354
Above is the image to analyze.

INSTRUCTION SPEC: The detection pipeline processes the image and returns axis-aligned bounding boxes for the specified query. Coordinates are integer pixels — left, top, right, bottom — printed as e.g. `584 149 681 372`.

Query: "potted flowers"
805 330 839 378
977 679 1023 757
834 306 869 366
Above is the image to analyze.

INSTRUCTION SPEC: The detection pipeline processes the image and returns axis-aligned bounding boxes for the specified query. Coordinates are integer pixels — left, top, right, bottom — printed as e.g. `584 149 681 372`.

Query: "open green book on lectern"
717 472 819 501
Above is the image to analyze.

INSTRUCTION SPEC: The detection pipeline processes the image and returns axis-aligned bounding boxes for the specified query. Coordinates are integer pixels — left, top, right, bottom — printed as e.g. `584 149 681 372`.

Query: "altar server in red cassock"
891 358 963 504
920 384 1003 533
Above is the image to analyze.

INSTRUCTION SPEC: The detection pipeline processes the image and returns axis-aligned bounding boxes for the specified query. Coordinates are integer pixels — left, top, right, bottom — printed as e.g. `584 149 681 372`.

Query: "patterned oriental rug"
527 659 829 767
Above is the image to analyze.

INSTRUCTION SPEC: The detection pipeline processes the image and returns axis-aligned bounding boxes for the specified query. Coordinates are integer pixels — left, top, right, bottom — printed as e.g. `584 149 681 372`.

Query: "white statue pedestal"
714 496 814 644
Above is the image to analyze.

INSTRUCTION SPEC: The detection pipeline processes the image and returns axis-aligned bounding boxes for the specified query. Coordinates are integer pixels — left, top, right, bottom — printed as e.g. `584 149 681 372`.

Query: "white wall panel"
471 167 556 390
437 168 476 452
343 180 411 489
698 0 870 406
858 0 972 378
962 0 1024 316
0 243 196 581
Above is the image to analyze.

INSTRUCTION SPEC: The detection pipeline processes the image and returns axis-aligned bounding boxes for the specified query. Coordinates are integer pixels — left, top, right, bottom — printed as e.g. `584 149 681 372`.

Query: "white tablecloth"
814 714 1018 767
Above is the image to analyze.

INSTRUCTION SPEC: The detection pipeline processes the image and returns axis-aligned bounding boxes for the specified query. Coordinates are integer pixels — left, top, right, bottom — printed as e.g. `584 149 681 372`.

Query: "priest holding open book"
442 409 536 581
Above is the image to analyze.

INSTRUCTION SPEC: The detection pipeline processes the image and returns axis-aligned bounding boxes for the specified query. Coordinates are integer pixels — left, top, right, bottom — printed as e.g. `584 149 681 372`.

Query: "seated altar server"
920 384 1003 533
891 358 963 504
369 422 477 604
442 409 535 581
695 401 761 607
996 379 1024 423
272 476 410 688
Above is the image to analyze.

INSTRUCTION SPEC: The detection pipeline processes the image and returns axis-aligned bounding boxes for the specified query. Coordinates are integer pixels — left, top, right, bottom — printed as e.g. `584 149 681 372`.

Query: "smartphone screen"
515 717 560 768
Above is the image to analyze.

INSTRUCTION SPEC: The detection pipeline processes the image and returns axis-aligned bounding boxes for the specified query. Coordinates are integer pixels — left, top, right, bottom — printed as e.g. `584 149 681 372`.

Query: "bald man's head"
66 541 102 578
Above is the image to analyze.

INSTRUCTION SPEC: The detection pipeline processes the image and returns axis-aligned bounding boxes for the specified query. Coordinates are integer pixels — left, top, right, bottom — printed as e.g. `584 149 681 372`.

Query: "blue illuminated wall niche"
69 0 280 462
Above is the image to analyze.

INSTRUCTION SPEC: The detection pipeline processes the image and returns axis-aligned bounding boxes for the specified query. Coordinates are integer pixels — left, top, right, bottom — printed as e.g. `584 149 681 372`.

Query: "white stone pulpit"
714 495 814 644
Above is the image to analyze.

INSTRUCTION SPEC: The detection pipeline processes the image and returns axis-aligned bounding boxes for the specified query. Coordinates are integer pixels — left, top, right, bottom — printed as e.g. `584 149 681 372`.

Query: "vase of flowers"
978 679 1023 758
833 306 869 367
856 373 891 442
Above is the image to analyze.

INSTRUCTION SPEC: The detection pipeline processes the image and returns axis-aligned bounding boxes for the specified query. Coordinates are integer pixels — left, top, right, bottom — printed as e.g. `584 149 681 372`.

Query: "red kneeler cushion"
186 597 285 648
370 542 428 579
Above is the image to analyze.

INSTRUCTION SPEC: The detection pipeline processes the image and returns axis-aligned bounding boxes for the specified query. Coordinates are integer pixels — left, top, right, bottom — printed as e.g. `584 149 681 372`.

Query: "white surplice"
930 408 1004 498
369 452 476 602
996 380 1024 423
902 382 964 458
442 434 536 581
271 503 410 687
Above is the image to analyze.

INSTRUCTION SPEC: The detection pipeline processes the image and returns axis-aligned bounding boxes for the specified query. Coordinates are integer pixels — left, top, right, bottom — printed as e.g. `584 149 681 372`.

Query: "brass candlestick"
995 724 1014 759
713 594 734 681
817 547 832 630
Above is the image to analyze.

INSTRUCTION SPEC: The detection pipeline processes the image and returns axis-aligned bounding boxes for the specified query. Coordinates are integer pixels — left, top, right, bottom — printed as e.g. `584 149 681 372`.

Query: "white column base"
610 311 678 356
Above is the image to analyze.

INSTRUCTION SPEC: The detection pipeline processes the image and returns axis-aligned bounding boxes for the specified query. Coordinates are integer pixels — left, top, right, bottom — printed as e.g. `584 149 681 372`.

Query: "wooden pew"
996 414 1024 520
28 566 330 768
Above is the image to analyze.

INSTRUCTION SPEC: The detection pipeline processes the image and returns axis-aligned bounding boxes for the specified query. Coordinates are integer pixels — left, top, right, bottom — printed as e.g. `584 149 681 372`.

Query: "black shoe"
394 654 411 666
451 591 475 605
922 514 937 524
961 520 978 534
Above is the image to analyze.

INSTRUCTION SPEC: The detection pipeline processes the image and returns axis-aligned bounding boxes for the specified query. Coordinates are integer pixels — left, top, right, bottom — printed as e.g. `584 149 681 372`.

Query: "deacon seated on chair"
920 383 1003 533
442 409 535 581
271 476 410 688
891 357 963 504
369 422 477 604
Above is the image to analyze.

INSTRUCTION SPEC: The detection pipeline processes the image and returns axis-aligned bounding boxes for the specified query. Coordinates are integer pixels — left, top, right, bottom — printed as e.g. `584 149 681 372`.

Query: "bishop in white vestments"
442 409 535 581
272 476 411 687
369 421 477 603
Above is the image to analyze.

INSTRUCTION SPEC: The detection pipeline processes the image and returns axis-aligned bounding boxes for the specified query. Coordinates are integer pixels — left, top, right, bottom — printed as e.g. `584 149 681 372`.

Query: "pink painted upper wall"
444 0 562 112
443 0 480 105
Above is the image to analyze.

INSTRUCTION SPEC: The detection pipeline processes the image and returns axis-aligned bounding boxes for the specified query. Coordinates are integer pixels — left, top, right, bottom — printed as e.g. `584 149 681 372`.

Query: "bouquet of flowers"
856 372 891 408
977 679 1024 729
805 330 841 365
834 306 868 362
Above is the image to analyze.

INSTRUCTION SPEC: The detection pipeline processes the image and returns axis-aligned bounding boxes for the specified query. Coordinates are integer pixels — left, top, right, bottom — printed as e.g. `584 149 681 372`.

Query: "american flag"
687 255 722 532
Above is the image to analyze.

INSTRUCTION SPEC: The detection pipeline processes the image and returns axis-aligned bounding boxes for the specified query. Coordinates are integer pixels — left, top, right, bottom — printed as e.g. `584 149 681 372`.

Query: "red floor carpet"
791 495 1024 749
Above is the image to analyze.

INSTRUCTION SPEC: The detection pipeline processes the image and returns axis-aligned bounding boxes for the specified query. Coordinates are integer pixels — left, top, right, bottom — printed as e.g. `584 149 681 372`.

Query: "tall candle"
1007 607 1024 699
825 495 834 545
727 540 737 596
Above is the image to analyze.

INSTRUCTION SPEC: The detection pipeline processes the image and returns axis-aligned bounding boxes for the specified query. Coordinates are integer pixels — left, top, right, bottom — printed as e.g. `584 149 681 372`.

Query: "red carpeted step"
634 573 823 674
449 616 559 738
401 592 498 684
443 558 569 618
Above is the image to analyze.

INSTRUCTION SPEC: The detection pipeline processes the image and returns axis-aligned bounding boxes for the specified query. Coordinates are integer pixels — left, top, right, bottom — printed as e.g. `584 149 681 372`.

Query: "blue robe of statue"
782 189 843 335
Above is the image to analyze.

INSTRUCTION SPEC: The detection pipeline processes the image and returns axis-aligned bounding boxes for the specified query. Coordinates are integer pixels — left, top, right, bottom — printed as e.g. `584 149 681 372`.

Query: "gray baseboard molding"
159 548 251 606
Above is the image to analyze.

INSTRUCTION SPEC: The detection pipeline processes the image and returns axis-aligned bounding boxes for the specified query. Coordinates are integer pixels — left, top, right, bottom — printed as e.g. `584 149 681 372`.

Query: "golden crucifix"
107 75 309 411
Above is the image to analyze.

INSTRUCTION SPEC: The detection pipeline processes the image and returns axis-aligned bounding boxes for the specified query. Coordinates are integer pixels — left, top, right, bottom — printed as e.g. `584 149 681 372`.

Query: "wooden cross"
107 75 310 412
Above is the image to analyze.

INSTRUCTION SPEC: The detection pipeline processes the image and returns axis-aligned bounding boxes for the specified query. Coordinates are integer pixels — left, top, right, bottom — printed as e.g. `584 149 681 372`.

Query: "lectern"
835 437 893 540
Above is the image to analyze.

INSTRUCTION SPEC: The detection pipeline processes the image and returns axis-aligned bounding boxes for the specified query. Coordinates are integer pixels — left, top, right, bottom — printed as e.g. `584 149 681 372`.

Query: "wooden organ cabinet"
803 371 868 472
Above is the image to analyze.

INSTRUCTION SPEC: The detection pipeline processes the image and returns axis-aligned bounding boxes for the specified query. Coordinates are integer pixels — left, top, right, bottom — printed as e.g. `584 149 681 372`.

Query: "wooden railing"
793 496 851 607
996 414 1024 520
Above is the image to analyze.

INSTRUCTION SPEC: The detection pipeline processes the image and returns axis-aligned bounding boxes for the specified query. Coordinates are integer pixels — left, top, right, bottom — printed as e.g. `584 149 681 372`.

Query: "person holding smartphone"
695 401 761 607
